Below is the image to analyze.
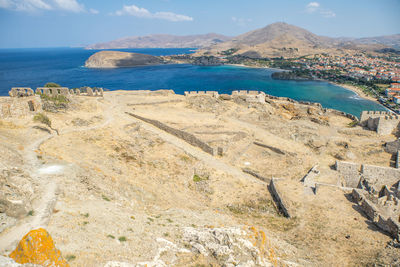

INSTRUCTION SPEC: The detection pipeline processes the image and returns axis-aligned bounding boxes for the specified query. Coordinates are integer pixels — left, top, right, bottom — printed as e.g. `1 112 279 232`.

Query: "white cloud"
53 0 84 13
89 8 98 14
0 0 97 13
0 0 11 8
306 2 320 13
320 10 336 18
153 11 192 22
0 0 52 11
232 16 252 27
114 4 193 22
115 5 151 17
305 2 336 18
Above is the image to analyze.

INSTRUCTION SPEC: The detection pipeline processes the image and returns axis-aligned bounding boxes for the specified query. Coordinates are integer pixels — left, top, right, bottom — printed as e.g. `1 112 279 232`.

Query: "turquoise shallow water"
0 47 386 117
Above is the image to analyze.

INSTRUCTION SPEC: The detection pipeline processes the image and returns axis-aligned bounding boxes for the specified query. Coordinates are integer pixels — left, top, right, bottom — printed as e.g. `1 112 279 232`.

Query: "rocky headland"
85 51 166 68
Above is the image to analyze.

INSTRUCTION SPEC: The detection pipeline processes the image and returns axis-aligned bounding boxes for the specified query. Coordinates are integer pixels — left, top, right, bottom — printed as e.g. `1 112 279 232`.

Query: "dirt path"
0 96 116 253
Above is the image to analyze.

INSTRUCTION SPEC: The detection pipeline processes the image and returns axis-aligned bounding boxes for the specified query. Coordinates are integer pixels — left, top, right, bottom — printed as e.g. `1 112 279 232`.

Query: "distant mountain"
226 22 333 47
347 34 400 49
198 22 394 58
86 33 232 49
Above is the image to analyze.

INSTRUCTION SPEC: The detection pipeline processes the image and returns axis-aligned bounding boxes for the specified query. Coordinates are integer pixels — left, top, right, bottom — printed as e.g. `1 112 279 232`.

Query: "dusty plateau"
0 89 399 266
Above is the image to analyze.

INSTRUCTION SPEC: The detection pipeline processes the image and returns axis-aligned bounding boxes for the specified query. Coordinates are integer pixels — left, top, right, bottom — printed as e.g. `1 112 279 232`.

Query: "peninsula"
85 51 165 68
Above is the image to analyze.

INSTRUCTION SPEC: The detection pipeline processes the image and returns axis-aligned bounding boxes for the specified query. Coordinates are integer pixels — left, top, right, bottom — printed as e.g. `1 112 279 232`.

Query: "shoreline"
329 82 379 103
226 63 382 105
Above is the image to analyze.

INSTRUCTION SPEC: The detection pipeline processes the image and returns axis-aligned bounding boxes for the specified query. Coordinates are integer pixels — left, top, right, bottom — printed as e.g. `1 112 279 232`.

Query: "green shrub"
102 194 111 201
193 174 208 182
65 255 76 261
40 93 69 105
44 82 61 88
118 236 127 242
348 120 358 128
33 113 51 128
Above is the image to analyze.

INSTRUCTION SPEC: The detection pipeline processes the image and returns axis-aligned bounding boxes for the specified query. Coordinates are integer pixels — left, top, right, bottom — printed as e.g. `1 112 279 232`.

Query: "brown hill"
199 22 390 58
86 33 231 49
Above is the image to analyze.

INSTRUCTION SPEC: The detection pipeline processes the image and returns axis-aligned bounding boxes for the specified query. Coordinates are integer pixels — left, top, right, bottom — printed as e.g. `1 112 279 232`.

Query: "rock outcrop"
9 228 69 267
85 51 164 68
0 168 36 218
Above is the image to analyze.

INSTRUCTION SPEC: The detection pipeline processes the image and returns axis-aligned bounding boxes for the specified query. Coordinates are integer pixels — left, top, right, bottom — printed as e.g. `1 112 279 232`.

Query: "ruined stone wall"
335 161 361 188
268 178 291 218
36 87 70 97
301 165 319 188
127 112 216 155
9 88 34 97
376 116 400 135
352 189 400 241
0 96 41 118
362 164 400 188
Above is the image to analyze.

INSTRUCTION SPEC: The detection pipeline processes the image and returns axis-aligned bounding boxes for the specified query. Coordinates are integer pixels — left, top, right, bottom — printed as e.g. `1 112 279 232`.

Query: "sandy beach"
331 82 379 102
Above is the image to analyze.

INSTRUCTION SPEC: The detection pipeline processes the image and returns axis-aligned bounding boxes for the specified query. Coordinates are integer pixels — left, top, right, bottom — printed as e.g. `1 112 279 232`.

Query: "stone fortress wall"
9 87 103 98
360 110 400 135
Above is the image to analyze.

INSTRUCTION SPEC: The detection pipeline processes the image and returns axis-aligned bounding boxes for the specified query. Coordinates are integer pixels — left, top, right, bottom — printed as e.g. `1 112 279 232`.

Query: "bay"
0 47 386 117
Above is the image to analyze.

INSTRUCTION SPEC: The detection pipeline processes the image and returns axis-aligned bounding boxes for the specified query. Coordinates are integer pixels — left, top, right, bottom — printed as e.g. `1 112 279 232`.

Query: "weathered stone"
0 168 34 218
219 94 232 100
87 87 93 96
0 198 28 218
9 228 69 267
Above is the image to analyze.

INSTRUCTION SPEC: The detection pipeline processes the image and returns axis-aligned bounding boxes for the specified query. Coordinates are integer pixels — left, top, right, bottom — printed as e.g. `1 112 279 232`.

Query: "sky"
0 0 399 48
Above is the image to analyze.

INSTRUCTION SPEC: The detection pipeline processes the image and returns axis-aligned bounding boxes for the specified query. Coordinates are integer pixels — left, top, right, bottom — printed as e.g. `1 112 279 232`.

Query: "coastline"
227 63 381 103
329 82 379 103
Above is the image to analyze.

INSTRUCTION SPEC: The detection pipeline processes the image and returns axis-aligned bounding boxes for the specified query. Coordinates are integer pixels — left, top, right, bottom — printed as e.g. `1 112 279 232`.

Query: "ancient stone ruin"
360 110 400 135
8 88 34 97
335 160 400 241
36 87 70 97
9 86 104 98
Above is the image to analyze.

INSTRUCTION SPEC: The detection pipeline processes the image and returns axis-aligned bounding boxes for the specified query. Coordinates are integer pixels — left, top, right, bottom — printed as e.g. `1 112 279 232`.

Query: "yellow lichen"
9 228 69 267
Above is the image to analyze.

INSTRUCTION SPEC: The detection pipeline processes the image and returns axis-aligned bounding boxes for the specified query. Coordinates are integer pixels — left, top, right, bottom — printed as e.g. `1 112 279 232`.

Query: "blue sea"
0 47 386 117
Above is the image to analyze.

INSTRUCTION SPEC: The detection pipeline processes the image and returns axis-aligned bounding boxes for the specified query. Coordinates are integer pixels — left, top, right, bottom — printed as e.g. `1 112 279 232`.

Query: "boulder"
9 228 69 267
0 168 35 218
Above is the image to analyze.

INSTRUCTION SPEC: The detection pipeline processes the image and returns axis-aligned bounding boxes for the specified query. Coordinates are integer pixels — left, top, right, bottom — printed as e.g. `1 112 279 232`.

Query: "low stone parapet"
184 91 219 98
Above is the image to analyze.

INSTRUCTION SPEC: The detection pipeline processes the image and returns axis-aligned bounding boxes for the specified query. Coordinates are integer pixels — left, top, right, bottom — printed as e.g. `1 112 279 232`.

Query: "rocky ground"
0 91 398 266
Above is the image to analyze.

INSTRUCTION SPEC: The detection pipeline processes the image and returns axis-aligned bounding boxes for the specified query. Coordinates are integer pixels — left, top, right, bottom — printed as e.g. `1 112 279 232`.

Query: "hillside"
85 51 164 68
357 34 400 49
197 22 391 58
0 90 398 266
86 33 231 49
